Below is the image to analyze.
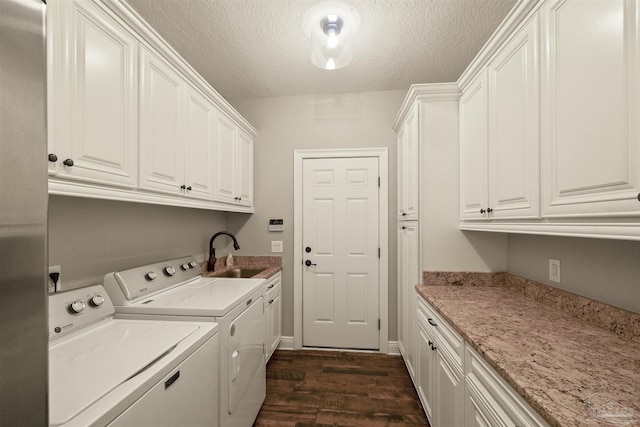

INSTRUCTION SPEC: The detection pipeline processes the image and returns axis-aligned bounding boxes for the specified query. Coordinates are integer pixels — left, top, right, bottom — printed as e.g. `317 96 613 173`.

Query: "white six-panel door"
302 157 380 349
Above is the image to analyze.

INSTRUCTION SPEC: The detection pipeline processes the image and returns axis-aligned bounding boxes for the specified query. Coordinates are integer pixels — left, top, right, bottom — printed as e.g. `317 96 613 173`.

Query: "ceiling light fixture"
303 3 360 71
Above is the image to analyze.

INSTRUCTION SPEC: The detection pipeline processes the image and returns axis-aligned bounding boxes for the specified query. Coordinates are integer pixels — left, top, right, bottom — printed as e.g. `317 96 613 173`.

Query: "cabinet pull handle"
402 212 407 216
267 284 274 289
427 318 438 327
268 299 274 304
402 226 407 230
428 340 433 346
63 158 74 167
480 208 486 214
48 154 58 163
431 344 437 351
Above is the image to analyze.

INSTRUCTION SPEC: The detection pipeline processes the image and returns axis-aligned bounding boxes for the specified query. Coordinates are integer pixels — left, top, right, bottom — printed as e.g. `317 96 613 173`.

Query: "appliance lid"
115 278 265 317
49 319 200 426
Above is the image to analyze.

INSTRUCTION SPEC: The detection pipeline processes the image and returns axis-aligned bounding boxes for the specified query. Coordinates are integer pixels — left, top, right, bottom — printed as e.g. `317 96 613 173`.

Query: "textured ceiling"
125 0 517 100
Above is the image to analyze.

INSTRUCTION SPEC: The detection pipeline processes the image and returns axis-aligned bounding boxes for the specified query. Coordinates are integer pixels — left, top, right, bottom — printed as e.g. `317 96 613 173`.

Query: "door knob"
305 260 316 267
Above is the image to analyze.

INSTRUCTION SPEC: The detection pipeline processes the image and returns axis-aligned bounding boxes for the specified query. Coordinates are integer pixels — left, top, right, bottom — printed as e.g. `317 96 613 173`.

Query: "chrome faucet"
208 231 240 272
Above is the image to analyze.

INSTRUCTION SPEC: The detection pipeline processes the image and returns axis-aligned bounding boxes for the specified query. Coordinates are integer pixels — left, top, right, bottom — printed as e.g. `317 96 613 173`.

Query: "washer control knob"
189 261 198 269
145 271 157 281
181 263 190 271
69 300 85 314
164 266 176 276
90 295 104 307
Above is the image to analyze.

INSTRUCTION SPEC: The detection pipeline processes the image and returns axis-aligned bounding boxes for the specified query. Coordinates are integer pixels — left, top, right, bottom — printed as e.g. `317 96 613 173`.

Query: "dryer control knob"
164 266 176 276
145 271 157 281
90 295 104 307
69 300 85 314
189 261 198 269
181 263 190 271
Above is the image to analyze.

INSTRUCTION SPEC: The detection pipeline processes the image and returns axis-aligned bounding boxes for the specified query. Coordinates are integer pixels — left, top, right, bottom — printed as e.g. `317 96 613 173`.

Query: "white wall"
49 195 227 290
507 234 640 314
229 89 406 339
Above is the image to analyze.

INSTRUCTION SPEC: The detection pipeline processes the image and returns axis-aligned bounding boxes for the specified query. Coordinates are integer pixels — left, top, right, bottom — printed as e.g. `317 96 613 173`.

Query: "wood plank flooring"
253 350 430 426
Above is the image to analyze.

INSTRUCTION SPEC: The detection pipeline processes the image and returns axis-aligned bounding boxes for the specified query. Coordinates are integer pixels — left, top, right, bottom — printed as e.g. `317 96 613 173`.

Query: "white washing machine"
103 255 267 427
48 284 219 427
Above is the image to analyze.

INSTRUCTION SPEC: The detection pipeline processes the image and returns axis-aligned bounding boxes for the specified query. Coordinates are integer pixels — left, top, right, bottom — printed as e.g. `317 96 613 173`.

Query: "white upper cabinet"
139 46 185 195
48 0 138 187
460 70 489 220
47 0 257 212
461 16 540 221
214 113 254 206
398 104 420 220
540 0 640 218
184 86 216 200
488 15 540 219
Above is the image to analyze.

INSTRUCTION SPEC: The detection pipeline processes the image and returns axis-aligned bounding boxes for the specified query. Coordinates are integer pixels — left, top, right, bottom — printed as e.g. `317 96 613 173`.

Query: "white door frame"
293 148 389 353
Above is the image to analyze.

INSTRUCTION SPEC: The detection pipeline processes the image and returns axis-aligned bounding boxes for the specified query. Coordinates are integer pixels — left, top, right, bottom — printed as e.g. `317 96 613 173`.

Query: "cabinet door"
396 128 406 218
48 0 138 187
434 351 464 427
214 113 237 203
185 86 215 200
237 129 254 206
460 70 490 220
139 46 184 194
488 15 540 219
417 324 435 422
398 223 419 380
541 0 640 217
402 104 420 221
268 288 282 358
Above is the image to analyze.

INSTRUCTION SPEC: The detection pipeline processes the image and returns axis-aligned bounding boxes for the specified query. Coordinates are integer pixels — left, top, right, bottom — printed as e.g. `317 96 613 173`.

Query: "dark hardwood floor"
253 350 430 426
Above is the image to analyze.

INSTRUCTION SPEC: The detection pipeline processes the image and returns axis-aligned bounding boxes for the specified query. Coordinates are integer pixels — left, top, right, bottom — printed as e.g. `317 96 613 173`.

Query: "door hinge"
378 177 380 188
378 319 381 330
378 248 380 258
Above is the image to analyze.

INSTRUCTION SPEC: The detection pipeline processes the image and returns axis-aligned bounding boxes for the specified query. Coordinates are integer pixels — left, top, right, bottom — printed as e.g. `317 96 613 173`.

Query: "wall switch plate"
549 259 561 283
271 241 283 253
48 265 61 293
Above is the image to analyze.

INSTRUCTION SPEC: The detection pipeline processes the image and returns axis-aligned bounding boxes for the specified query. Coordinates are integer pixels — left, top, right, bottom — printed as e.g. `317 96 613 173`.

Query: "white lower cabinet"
264 273 282 360
417 298 464 427
416 296 549 427
465 345 549 427
398 223 419 380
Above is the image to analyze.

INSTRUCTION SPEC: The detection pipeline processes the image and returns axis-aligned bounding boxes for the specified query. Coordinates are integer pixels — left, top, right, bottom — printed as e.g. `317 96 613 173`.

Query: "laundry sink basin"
213 268 266 278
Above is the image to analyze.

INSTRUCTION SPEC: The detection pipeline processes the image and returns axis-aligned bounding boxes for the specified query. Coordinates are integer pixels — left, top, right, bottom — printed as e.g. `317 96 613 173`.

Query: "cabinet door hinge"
378 319 381 330
378 177 380 188
378 248 380 258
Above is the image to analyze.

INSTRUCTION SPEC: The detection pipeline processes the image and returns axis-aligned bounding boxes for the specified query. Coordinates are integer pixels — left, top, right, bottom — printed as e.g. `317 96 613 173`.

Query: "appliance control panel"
103 255 202 305
48 284 115 341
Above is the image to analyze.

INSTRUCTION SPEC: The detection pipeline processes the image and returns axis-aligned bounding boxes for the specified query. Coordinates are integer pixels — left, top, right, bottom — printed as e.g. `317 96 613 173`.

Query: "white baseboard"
276 336 401 355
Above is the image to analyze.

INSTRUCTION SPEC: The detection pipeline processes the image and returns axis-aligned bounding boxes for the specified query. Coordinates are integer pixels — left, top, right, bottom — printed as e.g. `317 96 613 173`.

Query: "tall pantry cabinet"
393 84 461 411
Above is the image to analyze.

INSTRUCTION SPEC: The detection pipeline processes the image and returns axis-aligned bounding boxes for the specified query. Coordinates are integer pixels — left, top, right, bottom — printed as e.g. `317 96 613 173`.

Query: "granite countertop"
416 274 640 427
201 255 282 280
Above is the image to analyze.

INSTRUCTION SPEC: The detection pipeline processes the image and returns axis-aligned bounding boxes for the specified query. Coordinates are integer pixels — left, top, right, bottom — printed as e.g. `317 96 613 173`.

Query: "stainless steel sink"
213 268 266 278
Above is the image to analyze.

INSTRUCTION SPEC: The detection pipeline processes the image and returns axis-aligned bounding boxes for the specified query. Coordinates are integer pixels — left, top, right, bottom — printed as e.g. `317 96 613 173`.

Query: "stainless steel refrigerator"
0 0 48 425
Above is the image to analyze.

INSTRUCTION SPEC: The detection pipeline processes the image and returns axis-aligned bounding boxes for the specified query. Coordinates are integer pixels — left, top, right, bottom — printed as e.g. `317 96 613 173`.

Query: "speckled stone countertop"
202 255 281 279
416 273 640 427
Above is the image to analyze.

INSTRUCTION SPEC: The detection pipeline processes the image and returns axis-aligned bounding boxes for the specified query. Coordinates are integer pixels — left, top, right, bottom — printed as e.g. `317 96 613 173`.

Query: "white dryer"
48 284 219 427
103 256 267 427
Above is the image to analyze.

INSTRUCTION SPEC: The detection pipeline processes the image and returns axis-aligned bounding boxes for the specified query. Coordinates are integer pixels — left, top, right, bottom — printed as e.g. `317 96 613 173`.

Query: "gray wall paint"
229 89 406 339
49 195 227 290
507 234 640 314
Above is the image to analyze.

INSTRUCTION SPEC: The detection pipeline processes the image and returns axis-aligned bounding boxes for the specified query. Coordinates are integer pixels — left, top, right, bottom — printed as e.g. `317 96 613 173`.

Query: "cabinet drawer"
465 345 549 427
264 273 281 299
417 297 464 369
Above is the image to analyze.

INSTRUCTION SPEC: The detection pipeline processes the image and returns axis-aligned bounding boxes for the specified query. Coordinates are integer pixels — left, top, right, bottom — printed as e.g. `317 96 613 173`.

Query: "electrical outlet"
271 241 283 253
549 259 561 283
48 265 61 293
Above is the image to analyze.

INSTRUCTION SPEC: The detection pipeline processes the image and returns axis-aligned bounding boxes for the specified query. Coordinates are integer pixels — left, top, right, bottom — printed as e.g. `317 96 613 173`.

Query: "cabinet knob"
238 197 242 201
63 158 74 167
402 212 407 216
180 185 186 190
487 208 493 213
402 226 406 230
637 193 640 201
480 208 486 214
187 186 192 191
48 153 58 163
